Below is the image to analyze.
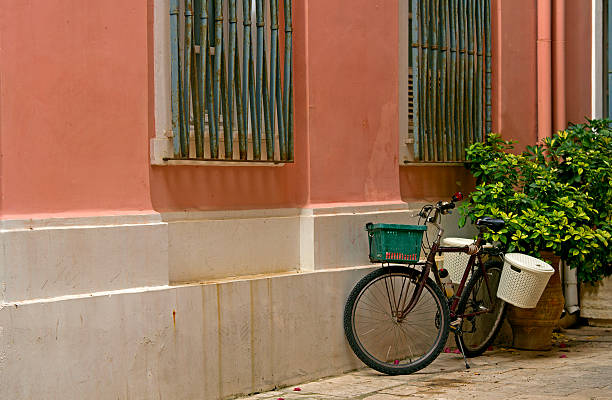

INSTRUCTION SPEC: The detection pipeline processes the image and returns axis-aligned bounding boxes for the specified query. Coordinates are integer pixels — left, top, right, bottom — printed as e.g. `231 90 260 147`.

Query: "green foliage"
532 119 612 226
460 119 612 283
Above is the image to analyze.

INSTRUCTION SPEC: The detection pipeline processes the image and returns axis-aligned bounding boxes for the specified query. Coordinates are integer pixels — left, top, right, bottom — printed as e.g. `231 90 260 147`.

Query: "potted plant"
458 120 612 348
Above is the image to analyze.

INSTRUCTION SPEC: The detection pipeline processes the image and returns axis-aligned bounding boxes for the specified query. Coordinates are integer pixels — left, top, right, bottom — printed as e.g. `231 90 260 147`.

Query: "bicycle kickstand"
451 321 471 370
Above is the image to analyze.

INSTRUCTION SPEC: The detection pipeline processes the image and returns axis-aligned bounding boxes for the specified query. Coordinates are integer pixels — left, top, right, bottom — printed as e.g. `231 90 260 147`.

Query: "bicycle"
343 192 507 375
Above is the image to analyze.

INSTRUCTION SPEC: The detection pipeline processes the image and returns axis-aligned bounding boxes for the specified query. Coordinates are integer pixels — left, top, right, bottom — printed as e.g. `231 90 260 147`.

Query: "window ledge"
163 159 289 167
402 161 468 167
150 137 290 166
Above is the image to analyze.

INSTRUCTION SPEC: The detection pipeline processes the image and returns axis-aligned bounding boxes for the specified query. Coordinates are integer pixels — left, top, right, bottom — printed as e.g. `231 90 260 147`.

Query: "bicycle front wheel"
344 266 450 375
455 260 507 357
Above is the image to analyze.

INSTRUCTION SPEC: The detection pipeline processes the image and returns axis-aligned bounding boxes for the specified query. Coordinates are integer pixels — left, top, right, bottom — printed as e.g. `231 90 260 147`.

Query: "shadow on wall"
399 166 475 202
148 164 308 212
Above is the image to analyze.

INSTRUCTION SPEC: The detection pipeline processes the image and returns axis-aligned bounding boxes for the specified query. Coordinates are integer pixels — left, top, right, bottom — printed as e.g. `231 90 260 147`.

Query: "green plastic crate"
366 223 427 264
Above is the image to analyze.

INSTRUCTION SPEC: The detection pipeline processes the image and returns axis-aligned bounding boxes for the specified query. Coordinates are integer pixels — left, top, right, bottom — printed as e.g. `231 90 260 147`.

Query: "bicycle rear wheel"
344 265 450 375
454 260 507 357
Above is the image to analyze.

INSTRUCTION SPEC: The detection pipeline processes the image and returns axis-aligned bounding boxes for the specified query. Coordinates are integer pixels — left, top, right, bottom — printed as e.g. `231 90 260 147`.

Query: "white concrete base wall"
581 276 612 324
311 202 470 270
0 267 373 400
163 203 438 283
166 203 474 283
0 215 169 303
0 204 477 399
1 204 474 300
165 209 303 283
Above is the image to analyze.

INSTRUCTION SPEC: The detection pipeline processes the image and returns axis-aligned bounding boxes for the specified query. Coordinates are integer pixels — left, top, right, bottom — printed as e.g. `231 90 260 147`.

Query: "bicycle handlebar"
419 192 462 221
438 201 455 212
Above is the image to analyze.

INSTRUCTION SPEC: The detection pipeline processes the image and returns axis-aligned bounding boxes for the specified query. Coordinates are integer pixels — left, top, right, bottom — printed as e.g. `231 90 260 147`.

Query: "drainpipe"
537 0 552 143
592 0 604 118
552 0 579 314
552 0 566 133
563 260 580 314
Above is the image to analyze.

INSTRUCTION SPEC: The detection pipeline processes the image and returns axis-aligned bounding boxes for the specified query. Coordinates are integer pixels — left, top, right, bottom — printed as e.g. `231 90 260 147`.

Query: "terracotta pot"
506 252 565 350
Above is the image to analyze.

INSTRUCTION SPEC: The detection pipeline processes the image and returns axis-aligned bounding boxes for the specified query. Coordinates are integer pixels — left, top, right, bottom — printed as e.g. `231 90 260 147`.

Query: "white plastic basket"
497 253 554 308
441 238 492 284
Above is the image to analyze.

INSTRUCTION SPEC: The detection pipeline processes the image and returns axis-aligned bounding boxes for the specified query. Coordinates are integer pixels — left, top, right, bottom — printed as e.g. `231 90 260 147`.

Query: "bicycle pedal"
449 318 463 332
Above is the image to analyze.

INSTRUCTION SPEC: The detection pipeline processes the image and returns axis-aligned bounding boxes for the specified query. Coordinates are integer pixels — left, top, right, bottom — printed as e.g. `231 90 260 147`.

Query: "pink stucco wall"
490 0 591 146
491 0 539 151
148 0 308 212
305 0 401 205
149 0 403 210
565 0 592 125
0 0 403 217
0 0 595 218
0 0 153 218
400 167 475 202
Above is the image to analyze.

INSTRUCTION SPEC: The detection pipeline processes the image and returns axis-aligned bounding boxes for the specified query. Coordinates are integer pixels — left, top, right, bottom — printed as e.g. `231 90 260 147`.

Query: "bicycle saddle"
476 217 505 232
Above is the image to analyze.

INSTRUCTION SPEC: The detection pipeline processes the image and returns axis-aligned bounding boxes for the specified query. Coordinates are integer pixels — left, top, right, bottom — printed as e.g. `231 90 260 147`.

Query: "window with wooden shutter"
168 0 293 163
400 0 492 164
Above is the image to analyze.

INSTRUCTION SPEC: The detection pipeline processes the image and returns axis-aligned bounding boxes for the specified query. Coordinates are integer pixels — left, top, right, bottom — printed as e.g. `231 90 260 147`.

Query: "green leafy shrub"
531 119 612 226
459 119 612 283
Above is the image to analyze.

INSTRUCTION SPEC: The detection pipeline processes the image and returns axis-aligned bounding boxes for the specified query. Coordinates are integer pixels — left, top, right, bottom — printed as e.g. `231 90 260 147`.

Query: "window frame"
151 0 294 166
399 0 491 165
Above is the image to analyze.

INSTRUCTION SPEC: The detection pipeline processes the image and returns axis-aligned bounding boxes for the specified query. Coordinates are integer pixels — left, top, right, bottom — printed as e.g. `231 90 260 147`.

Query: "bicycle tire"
344 265 450 375
454 260 507 357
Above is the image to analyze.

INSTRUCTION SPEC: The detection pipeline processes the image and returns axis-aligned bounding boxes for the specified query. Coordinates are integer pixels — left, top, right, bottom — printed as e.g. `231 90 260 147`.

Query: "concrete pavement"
233 325 612 400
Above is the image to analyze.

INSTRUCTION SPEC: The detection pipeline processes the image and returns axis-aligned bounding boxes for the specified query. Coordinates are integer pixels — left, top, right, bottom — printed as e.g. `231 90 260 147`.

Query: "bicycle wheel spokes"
462 269 499 335
351 270 446 370
456 261 507 357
